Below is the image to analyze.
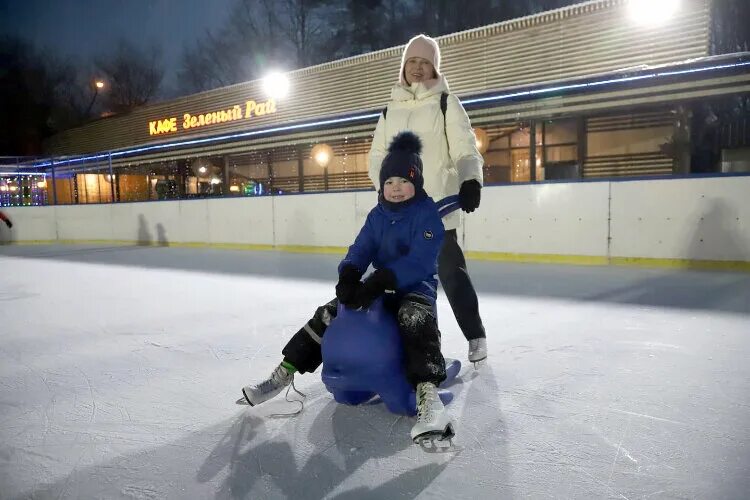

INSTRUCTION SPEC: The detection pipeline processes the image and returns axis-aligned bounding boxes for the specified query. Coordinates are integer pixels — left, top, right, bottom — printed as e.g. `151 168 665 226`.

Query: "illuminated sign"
148 99 277 136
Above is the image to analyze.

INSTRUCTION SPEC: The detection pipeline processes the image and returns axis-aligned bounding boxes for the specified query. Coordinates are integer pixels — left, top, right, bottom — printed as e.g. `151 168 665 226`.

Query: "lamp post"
311 143 334 191
85 79 105 116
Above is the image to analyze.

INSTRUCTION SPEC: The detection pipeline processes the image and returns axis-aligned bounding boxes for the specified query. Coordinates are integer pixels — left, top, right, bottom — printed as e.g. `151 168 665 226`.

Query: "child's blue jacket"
338 195 445 299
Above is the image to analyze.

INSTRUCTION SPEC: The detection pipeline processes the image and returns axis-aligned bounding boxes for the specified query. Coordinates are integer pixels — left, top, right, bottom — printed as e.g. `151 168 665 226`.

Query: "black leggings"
281 294 446 388
438 229 485 341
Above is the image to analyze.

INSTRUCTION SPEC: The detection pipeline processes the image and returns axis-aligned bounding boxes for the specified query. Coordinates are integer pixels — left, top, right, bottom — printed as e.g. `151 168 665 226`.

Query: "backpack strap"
441 92 450 157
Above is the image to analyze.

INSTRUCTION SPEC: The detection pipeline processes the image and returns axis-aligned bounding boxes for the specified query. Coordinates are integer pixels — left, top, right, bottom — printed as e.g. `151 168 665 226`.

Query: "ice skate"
242 364 294 406
411 382 456 451
468 337 487 367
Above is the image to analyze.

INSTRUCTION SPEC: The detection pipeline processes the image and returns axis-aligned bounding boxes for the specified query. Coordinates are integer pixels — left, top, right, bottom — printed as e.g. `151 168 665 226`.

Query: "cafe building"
3 0 748 207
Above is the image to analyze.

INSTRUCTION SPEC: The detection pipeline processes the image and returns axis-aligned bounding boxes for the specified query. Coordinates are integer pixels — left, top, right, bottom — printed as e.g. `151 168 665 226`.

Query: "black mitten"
349 268 397 310
4 219 11 229
335 265 362 306
458 179 481 213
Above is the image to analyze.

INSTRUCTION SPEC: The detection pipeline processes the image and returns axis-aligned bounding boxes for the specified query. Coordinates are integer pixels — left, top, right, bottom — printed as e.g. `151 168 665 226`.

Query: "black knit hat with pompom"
379 131 424 193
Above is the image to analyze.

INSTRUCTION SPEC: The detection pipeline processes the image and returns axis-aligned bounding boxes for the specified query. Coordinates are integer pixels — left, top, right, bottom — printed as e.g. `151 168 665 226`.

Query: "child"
242 131 454 442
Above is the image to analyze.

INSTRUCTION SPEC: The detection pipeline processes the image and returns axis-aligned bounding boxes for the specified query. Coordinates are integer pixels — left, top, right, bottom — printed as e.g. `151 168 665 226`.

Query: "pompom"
387 131 422 156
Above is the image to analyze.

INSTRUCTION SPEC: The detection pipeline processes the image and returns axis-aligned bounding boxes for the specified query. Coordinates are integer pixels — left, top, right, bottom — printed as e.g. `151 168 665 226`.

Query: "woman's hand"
458 180 481 213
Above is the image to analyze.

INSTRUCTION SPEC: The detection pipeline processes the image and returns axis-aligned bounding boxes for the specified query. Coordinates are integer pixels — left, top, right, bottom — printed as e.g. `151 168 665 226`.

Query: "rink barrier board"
2 176 749 270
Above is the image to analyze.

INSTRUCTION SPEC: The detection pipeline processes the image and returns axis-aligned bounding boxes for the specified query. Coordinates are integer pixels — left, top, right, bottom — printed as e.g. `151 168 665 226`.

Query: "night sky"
0 0 235 93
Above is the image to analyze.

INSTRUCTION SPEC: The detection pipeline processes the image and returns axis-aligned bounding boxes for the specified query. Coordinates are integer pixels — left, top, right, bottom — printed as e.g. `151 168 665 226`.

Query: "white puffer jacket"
368 76 484 230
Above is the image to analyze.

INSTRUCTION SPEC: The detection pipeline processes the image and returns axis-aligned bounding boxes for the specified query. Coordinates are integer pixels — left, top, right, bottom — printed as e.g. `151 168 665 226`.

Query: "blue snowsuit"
282 194 448 387
339 195 445 301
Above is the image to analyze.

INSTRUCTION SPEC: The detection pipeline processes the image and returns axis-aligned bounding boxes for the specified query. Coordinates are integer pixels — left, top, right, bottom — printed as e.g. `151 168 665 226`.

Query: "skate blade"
413 425 460 453
471 358 487 369
237 388 256 406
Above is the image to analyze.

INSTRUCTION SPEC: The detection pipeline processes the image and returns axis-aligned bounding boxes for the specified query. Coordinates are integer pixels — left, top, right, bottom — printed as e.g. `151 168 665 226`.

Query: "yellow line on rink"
6 240 749 271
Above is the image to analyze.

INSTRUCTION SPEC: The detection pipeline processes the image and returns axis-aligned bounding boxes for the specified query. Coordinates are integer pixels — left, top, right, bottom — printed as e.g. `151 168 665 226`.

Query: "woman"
368 34 487 364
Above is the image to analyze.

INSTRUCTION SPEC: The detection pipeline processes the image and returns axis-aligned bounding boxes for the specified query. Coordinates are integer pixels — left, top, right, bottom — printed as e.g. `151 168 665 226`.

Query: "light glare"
628 0 680 27
263 72 290 99
315 151 330 166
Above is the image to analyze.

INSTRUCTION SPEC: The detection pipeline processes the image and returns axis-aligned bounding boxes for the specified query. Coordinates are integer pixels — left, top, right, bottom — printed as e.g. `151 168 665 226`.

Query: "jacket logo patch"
424 230 433 240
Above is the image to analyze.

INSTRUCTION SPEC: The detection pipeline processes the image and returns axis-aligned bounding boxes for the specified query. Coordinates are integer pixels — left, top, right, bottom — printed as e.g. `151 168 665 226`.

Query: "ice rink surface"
1 244 748 499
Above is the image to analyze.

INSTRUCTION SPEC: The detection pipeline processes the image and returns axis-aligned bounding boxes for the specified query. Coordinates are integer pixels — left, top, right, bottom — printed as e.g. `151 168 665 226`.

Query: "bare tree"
712 0 750 54
0 36 93 154
276 0 337 66
178 32 247 93
178 0 343 94
95 41 164 114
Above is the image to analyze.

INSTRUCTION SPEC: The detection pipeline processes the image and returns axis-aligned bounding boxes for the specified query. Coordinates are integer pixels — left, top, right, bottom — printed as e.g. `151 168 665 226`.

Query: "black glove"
349 268 397 310
335 265 362 306
458 179 481 213
3 219 11 229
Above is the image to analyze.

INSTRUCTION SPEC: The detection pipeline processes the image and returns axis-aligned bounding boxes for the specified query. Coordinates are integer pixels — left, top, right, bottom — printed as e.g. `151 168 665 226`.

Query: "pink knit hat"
399 34 441 85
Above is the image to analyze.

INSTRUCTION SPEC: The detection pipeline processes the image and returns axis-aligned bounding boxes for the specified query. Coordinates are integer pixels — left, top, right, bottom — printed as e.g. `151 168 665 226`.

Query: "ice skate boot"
242 364 293 406
411 382 455 450
468 337 487 367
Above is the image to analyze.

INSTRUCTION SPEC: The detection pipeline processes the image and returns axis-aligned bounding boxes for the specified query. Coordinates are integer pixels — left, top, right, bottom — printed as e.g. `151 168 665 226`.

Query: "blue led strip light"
31 112 381 168
462 61 750 106
30 59 750 169
0 172 47 177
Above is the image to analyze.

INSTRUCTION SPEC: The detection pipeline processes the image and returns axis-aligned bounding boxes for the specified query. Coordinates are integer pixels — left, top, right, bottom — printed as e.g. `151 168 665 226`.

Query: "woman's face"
383 177 415 203
403 57 436 85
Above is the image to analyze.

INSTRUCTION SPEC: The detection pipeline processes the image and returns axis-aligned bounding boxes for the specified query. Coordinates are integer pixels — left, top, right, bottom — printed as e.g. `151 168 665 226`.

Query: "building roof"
45 0 711 157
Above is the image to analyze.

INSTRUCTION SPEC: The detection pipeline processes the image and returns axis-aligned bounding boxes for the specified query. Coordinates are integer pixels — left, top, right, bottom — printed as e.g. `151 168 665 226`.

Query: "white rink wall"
1 176 749 264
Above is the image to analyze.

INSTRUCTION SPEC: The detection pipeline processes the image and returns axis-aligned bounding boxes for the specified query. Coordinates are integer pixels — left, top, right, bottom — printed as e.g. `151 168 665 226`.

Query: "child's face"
383 177 415 203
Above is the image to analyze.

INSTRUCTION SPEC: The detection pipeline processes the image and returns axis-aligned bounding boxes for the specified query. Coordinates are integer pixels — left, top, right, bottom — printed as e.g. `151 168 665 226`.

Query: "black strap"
440 91 448 117
440 92 449 157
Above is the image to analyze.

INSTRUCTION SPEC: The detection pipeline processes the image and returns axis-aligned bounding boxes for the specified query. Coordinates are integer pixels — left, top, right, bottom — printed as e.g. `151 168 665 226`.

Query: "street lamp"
311 143 334 191
628 0 680 27
86 79 106 116
262 72 290 99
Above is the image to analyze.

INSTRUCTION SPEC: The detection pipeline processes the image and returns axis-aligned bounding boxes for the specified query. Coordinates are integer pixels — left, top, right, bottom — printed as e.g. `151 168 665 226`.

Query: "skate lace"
269 378 307 418
416 385 438 422
258 365 291 394
258 366 307 418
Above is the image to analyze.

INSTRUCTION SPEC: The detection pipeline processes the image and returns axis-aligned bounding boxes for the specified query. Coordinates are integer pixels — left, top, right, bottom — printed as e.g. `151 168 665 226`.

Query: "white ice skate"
242 364 293 406
468 337 487 367
411 382 456 451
